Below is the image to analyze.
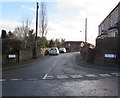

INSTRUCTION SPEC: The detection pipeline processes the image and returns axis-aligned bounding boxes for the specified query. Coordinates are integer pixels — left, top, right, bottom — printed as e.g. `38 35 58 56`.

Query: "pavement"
1 52 119 71
1 58 38 71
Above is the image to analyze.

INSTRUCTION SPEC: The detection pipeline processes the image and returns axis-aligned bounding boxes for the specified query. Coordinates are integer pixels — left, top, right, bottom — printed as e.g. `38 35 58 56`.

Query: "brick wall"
80 42 95 62
2 48 51 65
64 41 82 52
95 37 118 65
19 49 33 62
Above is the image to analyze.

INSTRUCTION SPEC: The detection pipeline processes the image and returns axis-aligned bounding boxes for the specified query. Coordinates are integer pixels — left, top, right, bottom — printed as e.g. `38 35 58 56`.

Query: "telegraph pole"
35 2 39 58
85 18 87 43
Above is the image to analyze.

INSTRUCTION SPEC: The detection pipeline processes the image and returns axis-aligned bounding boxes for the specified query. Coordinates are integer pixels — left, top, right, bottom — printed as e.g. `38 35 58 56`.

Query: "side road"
1 53 119 71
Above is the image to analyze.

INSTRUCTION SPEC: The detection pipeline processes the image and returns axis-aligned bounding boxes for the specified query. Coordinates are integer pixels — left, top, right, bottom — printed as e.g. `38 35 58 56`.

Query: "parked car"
49 47 59 55
59 48 66 53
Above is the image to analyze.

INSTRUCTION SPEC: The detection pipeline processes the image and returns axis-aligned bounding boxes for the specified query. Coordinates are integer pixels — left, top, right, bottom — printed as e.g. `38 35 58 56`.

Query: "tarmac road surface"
2 52 120 96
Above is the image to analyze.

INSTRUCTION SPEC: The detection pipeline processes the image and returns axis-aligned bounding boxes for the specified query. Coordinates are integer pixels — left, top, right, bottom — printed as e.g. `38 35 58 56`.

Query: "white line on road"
57 75 68 79
45 76 54 79
115 74 120 77
71 75 83 78
43 74 48 80
26 78 38 81
43 61 56 80
0 79 6 82
99 74 111 77
86 74 97 77
46 76 54 78
11 79 22 81
111 73 119 75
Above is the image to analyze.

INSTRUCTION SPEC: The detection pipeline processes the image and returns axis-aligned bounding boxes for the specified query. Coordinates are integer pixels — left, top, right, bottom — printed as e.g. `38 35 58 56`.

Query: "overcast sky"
0 0 120 45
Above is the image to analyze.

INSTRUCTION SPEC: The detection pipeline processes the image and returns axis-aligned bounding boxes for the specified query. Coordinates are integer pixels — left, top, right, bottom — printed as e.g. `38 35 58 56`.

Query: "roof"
99 2 120 27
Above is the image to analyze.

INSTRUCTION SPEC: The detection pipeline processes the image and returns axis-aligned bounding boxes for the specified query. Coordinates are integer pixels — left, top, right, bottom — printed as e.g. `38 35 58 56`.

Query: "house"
95 2 120 65
64 41 83 52
98 2 120 38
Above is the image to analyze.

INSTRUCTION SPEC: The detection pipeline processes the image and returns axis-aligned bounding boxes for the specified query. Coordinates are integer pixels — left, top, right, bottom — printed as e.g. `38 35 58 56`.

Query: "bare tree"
61 38 65 47
13 26 25 40
39 2 48 42
13 17 31 40
13 17 35 49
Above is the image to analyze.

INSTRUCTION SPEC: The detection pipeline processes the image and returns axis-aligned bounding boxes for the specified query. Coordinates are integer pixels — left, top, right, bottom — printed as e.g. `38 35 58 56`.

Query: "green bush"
40 45 47 48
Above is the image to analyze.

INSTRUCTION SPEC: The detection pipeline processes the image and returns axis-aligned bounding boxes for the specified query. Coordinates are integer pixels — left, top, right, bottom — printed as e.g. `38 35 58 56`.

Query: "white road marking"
99 74 111 77
11 79 22 81
111 73 119 75
43 74 48 80
115 74 120 77
86 74 97 77
45 76 54 79
0 79 6 82
71 75 83 78
46 76 54 78
57 75 68 79
26 78 38 81
43 61 56 80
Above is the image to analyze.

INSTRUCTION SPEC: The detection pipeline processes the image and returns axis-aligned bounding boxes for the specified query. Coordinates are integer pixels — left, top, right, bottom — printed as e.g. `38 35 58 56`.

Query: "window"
108 29 118 37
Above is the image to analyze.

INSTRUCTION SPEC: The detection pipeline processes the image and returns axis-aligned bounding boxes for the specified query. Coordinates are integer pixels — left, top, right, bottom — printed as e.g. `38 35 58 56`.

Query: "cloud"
0 19 22 32
1 0 119 45
47 15 85 42
47 0 120 45
21 5 35 11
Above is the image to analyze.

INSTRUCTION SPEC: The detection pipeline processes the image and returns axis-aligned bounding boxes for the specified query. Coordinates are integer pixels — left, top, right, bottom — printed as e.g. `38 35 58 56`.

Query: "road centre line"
43 61 56 80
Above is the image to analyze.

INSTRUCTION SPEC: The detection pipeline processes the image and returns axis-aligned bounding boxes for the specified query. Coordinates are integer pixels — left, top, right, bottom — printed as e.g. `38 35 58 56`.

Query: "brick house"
95 2 120 65
64 41 83 52
98 2 120 38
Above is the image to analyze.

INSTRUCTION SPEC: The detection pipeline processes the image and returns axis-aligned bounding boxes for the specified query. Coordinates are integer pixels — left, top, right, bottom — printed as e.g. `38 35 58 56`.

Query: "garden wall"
94 37 118 65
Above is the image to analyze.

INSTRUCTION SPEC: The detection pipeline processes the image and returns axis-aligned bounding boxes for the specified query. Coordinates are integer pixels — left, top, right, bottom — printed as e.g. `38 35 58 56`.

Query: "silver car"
49 47 59 55
59 48 66 53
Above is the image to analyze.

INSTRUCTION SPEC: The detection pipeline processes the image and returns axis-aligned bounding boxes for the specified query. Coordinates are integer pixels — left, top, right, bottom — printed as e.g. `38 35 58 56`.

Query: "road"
2 52 120 96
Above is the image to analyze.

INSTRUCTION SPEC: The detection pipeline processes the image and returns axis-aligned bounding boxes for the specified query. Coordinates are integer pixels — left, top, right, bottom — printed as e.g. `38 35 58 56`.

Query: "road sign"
104 54 116 58
8 54 16 58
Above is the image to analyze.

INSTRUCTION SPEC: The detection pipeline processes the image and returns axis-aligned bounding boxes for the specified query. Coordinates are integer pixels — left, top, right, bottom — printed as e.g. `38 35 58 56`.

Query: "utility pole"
85 18 87 43
35 2 39 58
